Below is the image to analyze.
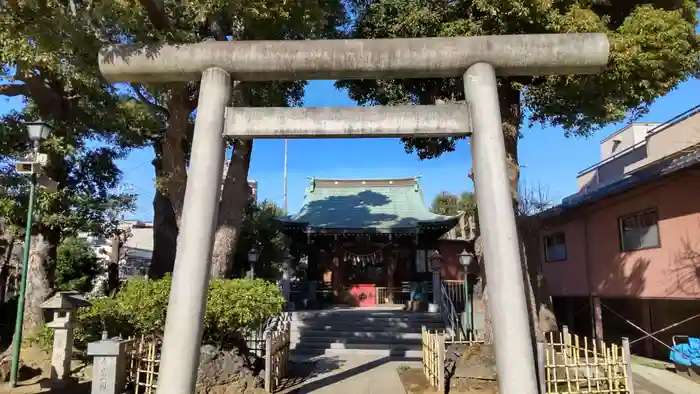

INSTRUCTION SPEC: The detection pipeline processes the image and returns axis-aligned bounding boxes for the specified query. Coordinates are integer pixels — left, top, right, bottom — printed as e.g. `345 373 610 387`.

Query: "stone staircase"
290 307 444 358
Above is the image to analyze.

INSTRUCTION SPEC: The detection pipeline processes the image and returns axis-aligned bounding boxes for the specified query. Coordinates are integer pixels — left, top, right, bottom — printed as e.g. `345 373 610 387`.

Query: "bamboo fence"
264 321 291 393
538 328 635 394
123 322 291 394
422 327 446 393
421 326 635 394
126 334 160 394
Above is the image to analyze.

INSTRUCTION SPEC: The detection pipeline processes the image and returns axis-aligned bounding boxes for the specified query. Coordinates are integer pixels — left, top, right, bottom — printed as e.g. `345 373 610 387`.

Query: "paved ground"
284 354 419 394
632 363 700 394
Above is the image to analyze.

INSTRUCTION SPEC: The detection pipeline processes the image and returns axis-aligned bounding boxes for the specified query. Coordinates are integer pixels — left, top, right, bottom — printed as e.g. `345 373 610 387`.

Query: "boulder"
195 345 264 394
448 343 498 381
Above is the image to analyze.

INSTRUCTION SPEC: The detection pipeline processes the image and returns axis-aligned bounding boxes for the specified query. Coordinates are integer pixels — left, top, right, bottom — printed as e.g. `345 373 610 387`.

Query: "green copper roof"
276 177 459 232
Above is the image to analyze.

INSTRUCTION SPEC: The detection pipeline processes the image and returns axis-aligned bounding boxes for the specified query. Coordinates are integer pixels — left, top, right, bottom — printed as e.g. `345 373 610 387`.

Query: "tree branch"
138 0 170 30
0 84 28 97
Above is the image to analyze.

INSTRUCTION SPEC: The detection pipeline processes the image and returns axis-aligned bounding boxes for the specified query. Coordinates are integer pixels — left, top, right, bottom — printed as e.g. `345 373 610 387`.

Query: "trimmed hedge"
33 275 284 353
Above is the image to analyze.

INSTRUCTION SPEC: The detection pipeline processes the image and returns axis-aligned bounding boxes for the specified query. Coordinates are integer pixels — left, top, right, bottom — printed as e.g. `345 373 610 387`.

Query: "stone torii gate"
98 34 609 394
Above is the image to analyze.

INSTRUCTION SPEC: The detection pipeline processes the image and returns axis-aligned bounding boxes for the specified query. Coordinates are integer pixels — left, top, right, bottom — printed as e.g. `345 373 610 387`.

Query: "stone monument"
87 338 130 394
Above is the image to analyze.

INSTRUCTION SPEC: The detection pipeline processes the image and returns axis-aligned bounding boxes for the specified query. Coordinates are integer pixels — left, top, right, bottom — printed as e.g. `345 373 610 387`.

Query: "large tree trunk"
21 154 64 335
160 87 193 222
210 140 253 278
149 140 180 278
148 88 192 278
149 190 179 279
476 80 557 345
22 234 53 335
0 234 16 305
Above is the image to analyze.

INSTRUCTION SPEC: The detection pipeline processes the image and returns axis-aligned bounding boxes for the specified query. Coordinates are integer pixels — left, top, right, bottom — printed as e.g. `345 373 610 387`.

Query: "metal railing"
578 104 700 176
441 280 466 311
374 281 434 306
439 282 466 341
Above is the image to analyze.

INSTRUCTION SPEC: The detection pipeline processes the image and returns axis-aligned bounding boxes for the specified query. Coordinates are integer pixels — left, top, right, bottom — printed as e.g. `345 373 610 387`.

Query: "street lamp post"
9 120 53 388
458 249 474 333
247 248 259 280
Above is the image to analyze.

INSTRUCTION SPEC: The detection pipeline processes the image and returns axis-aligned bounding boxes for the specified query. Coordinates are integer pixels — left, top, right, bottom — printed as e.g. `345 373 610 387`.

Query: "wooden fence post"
622 337 635 394
264 335 272 393
562 325 569 346
437 332 446 394
537 341 546 394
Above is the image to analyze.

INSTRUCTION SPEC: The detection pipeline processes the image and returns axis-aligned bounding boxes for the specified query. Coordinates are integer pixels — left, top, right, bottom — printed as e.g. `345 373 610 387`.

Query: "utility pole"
283 139 288 213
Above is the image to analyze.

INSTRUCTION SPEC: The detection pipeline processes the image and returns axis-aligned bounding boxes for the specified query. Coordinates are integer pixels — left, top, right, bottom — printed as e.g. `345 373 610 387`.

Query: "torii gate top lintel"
98 33 609 83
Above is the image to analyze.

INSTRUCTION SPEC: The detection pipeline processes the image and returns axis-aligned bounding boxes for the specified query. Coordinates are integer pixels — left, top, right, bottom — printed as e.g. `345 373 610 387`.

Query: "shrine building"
275 177 473 307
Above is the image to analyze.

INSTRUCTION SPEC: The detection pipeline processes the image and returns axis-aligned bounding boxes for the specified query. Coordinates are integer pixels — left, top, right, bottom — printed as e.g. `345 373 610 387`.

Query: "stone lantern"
40 291 91 383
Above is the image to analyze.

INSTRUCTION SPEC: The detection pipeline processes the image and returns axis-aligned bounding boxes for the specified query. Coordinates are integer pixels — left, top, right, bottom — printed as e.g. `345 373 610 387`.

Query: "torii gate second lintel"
223 104 472 139
98 34 610 394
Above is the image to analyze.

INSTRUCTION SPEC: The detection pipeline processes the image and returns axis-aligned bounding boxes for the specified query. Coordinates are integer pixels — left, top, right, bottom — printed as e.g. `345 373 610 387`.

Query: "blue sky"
113 78 700 220
3 78 699 221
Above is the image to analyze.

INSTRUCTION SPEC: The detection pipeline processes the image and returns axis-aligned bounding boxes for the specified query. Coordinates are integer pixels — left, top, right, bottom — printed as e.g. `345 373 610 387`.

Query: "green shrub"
204 278 285 347
27 324 55 354
72 275 284 350
74 296 129 347
55 237 101 293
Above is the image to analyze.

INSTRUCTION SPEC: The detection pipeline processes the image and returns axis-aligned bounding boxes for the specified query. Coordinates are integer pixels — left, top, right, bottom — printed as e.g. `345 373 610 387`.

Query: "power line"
122 161 152 174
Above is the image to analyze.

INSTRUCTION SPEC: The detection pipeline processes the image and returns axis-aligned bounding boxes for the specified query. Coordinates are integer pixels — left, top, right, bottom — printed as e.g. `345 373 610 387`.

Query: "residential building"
538 105 700 359
81 220 154 277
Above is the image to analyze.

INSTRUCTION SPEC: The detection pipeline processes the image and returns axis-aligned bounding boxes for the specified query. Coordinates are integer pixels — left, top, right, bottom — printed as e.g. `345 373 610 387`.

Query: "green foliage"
27 324 55 354
73 297 127 348
55 237 101 292
338 0 700 158
204 278 285 346
430 191 476 216
72 275 284 350
233 200 288 280
0 2 149 245
99 0 349 160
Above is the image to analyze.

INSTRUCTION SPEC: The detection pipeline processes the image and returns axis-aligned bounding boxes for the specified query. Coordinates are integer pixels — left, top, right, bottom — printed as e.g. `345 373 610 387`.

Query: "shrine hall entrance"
275 177 458 308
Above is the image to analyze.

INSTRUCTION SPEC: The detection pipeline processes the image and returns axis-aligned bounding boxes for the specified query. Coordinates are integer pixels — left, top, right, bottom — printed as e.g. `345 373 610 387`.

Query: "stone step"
291 316 444 325
291 330 422 340
292 340 421 352
291 321 443 331
287 308 438 359
291 319 443 327
291 333 421 344
291 347 423 359
292 311 442 323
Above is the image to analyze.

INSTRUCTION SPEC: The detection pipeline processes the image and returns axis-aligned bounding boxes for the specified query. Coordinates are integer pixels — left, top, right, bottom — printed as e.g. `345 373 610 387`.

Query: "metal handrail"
578 104 700 176
439 282 465 341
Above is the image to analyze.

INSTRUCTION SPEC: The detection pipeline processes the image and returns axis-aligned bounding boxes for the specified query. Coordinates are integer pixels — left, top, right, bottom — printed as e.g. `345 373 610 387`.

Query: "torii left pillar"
156 68 231 393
